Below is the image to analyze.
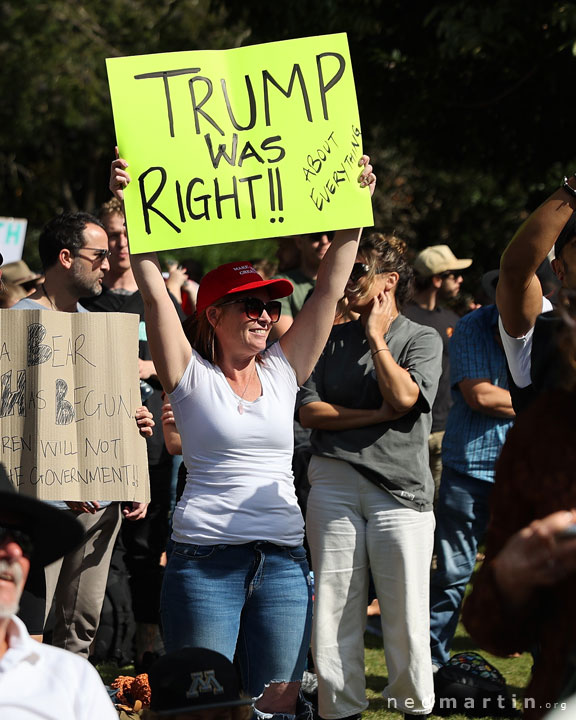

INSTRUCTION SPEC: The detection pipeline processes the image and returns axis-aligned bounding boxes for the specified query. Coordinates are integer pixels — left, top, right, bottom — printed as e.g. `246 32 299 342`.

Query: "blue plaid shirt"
442 305 513 483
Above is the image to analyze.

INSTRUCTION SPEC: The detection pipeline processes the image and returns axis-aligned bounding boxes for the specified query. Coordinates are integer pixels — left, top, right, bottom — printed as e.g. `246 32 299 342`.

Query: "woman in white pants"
298 233 442 720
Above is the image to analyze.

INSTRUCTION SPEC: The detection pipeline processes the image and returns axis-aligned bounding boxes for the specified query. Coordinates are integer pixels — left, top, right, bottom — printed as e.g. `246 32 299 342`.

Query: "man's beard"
70 261 103 298
0 558 23 619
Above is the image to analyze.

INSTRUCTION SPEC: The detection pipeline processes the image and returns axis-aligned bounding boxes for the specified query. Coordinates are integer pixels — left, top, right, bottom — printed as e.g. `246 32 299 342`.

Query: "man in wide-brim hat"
0 466 118 719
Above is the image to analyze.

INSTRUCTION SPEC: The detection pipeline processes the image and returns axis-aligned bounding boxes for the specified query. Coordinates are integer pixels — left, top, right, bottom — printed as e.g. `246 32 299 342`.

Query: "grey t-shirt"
297 315 442 511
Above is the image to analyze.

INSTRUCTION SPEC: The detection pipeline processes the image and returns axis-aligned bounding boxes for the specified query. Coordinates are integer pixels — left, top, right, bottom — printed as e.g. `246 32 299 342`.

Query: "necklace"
236 363 256 415
384 311 399 339
42 284 57 310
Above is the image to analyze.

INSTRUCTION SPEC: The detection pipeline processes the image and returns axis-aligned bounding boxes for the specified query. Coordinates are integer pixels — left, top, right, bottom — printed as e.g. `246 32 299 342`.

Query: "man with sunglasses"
10 212 149 658
403 245 472 495
12 212 112 311
0 467 118 718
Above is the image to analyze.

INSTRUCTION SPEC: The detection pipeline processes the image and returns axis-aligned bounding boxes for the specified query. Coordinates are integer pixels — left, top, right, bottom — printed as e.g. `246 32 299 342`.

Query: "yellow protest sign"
0 310 150 502
106 33 373 253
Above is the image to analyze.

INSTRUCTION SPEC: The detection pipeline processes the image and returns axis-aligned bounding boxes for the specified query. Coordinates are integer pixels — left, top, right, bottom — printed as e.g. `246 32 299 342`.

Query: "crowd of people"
1 155 576 720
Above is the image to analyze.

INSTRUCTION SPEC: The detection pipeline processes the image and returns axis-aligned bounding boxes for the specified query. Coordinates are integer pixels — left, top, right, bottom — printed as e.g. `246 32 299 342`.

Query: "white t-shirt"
169 341 304 546
498 296 554 388
0 616 117 720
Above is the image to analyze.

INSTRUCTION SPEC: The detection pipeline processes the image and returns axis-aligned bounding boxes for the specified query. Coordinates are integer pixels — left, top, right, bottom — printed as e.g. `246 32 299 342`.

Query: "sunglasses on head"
349 263 387 283
220 297 282 323
0 525 34 558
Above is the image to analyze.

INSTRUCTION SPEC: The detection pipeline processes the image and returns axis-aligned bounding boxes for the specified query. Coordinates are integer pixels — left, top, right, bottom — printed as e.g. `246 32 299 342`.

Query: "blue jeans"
161 541 313 698
429 467 492 667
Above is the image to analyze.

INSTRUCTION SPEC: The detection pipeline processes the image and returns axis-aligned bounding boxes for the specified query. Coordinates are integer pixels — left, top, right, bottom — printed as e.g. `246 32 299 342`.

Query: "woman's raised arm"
110 153 191 393
280 155 375 384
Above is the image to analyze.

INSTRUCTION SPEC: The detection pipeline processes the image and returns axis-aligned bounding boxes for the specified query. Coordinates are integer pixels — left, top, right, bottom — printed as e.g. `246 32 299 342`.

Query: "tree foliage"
3 1 576 276
216 0 576 277
0 1 245 220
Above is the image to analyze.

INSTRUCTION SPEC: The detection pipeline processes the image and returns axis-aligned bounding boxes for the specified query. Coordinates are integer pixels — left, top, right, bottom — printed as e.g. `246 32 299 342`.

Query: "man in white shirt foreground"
0 467 118 719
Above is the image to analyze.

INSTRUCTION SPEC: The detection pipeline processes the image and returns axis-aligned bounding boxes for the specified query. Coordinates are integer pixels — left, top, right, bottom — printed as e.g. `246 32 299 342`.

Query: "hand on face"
365 288 397 340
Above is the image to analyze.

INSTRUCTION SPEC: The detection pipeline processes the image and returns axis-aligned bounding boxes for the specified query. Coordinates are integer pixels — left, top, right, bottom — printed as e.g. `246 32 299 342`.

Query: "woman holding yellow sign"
109 150 375 719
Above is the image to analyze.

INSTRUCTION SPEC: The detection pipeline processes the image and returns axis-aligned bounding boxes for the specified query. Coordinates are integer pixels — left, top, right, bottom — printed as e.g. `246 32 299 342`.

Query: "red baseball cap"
196 261 293 314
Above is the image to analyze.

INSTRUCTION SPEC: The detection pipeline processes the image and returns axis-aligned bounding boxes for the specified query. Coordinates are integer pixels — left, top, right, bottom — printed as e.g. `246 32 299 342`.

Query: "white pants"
306 456 435 719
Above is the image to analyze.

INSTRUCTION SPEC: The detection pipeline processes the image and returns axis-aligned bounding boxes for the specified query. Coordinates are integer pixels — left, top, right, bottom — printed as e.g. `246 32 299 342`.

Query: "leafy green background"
2 1 576 285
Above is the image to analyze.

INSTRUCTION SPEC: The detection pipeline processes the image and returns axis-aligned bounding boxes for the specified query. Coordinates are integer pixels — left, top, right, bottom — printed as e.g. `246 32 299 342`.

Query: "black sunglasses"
220 297 282 323
349 263 387 283
74 247 112 264
309 231 335 243
0 525 34 558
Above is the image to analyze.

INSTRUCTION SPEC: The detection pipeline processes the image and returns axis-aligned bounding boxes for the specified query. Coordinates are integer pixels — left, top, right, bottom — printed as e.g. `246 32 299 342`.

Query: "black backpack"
433 652 521 718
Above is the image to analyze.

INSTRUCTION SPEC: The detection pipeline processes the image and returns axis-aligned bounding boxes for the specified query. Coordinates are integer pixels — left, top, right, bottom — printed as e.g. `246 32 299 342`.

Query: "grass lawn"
99 618 533 720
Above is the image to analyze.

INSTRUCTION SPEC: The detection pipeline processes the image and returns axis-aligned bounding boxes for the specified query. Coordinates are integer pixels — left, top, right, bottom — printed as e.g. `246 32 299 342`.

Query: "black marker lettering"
239 175 263 219
134 68 201 138
189 77 224 136
310 187 323 211
204 133 238 168
260 136 286 163
262 65 312 126
186 179 210 220
238 140 265 167
27 323 52 367
0 370 25 418
55 379 75 426
175 180 186 223
221 76 257 131
138 167 181 234
214 177 240 219
276 167 284 212
317 52 346 120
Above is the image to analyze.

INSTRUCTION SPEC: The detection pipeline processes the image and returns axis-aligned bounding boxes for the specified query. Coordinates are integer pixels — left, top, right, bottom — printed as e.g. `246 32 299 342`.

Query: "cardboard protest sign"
0 310 150 502
0 218 27 263
106 33 373 253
